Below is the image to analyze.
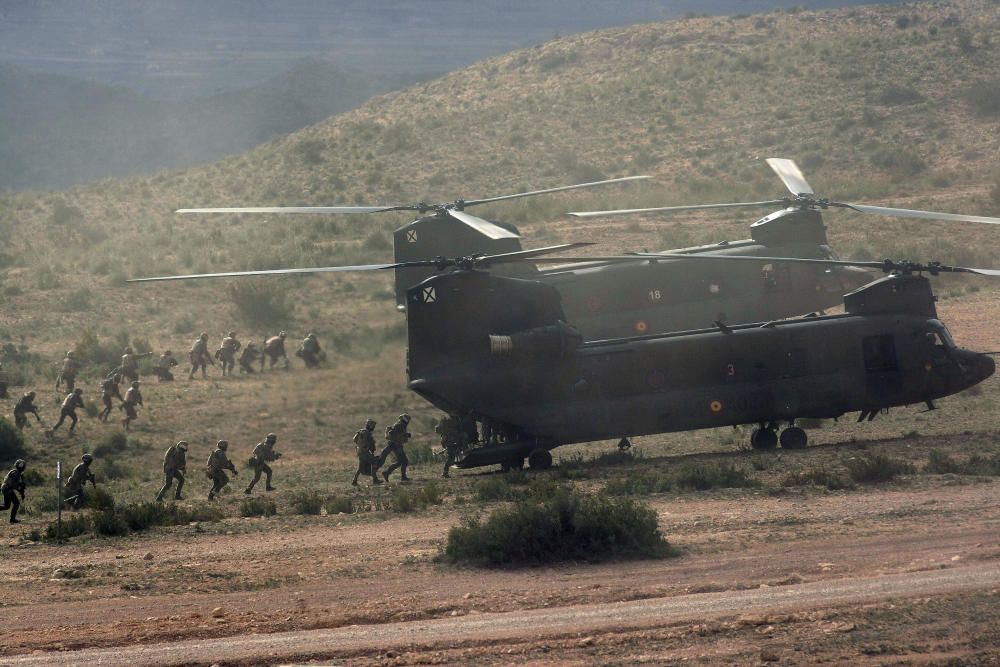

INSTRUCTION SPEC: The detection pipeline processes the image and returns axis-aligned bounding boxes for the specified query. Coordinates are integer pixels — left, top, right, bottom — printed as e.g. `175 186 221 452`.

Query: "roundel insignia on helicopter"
925 362 933 372
585 295 602 312
710 400 723 413
635 320 649 333
647 370 666 388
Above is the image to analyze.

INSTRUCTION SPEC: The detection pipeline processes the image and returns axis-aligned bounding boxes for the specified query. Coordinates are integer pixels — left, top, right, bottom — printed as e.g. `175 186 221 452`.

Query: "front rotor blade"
128 263 411 283
843 203 1000 225
175 206 403 215
446 209 521 239
766 158 814 196
479 242 595 265
568 200 788 218
462 175 651 207
632 252 1000 277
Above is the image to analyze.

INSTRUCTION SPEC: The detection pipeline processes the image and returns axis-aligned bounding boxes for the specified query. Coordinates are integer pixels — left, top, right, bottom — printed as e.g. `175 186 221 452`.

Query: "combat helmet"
14 459 25 471
228 331 236 337
176 441 189 451
131 380 140 388
365 418 376 430
398 413 411 424
200 332 209 340
265 432 277 443
217 440 228 450
74 387 83 395
278 331 287 338
124 346 133 354
81 453 93 464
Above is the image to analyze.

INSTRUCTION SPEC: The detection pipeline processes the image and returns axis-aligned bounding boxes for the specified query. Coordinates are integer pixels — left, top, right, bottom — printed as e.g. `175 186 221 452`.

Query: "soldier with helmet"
155 440 188 502
65 453 96 509
120 346 146 384
98 373 123 422
153 350 179 382
380 414 412 482
216 331 242 377
352 419 382 486
56 350 79 393
206 440 238 500
245 432 281 494
51 388 85 435
261 331 288 370
121 380 143 432
238 342 261 374
297 332 323 368
13 391 42 430
1 459 27 523
436 414 468 479
189 333 214 379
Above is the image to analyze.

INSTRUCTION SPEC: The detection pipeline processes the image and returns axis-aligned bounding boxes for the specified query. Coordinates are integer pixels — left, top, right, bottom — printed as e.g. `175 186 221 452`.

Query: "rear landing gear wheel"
528 448 553 470
750 427 778 450
779 426 808 449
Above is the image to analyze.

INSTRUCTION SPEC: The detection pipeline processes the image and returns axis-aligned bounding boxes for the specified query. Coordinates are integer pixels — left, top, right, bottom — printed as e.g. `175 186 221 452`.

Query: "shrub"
845 454 914 483
44 514 90 541
0 417 27 465
92 510 129 536
227 281 293 325
923 449 961 474
87 486 116 511
390 487 420 513
324 495 354 515
407 441 436 465
443 488 673 566
289 489 324 515
870 147 925 177
672 461 760 491
475 477 514 502
965 80 1000 118
782 467 853 490
240 496 277 517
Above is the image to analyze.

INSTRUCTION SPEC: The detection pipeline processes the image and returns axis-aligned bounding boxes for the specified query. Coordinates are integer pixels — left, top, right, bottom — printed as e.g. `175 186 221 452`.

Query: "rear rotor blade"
479 243 594 265
766 158 814 196
462 176 651 207
568 200 788 218
176 206 403 215
128 262 417 283
446 209 521 239
841 203 1000 225
630 252 1000 276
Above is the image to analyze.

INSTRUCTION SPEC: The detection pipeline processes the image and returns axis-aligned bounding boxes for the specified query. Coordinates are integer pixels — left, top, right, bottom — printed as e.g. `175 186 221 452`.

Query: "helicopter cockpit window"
926 320 956 349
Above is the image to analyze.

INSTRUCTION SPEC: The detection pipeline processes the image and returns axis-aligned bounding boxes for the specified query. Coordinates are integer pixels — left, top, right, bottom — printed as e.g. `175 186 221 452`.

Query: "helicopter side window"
863 335 898 373
926 320 956 349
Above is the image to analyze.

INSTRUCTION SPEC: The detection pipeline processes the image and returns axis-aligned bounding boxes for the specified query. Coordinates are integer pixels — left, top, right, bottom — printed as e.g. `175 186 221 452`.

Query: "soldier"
245 432 281 494
380 413 412 482
0 361 8 399
352 419 382 486
98 373 123 422
51 388 84 435
261 331 288 370
0 459 27 523
238 342 261 374
297 333 323 368
206 440 238 500
189 333 214 379
121 380 143 432
155 440 188 502
436 414 467 479
153 350 179 382
65 453 96 510
56 351 79 393
13 391 42 430
120 347 140 383
216 331 241 377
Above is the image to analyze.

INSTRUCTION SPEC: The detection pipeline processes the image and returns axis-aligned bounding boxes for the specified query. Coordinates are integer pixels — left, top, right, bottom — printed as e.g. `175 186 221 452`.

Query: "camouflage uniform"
13 391 41 430
0 460 27 523
352 419 382 486
120 347 139 383
245 433 281 494
206 441 237 500
65 454 96 510
238 343 261 374
121 381 143 432
153 351 179 382
99 374 123 422
380 414 412 482
261 332 288 370
51 388 84 435
155 441 188 502
216 332 241 377
56 352 79 393
436 415 467 479
189 333 214 379
297 333 322 368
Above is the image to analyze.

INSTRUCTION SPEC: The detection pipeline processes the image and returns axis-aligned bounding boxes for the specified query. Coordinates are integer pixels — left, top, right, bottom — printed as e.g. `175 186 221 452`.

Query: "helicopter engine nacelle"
489 321 583 358
844 274 938 318
750 207 829 246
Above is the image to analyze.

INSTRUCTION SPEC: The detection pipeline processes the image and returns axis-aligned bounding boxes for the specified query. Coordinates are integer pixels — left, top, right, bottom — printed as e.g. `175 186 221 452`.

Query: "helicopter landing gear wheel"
750 426 778 450
779 426 808 449
617 437 632 451
528 448 553 470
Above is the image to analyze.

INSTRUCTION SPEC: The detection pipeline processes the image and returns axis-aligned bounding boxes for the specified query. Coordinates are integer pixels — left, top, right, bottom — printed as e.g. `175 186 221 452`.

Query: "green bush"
604 470 673 496
964 79 1000 118
781 467 853 490
672 461 761 491
0 417 27 465
227 281 293 325
475 477 514 502
289 489 324 515
92 509 130 536
87 486 116 511
444 488 673 566
923 449 962 474
389 487 420 513
845 454 914 483
324 495 354 515
240 496 277 517
44 514 89 541
407 441 436 465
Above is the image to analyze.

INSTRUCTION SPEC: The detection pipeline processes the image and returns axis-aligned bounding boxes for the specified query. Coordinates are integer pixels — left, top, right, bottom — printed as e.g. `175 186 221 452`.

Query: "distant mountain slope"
0 59 425 190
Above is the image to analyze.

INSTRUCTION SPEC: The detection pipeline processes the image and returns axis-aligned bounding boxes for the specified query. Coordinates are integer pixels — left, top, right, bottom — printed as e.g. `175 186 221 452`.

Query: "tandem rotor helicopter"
178 158 1000 340
131 241 998 471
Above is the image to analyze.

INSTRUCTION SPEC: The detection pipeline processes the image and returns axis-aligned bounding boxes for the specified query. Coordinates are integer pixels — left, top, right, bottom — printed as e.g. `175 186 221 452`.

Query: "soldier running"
206 440 237 500
352 419 382 486
51 388 84 435
238 342 261 374
297 333 323 368
380 414 412 482
245 432 281 494
153 350 179 382
189 333 214 379
436 414 467 479
65 453 96 509
155 441 188 502
56 351 79 393
261 332 288 370
119 347 151 383
13 391 42 430
99 373 123 422
216 331 241 377
121 380 143 432
0 459 27 523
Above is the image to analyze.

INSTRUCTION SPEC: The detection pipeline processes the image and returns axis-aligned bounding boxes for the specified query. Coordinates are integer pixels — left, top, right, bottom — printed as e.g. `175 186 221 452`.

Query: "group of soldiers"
187 331 324 379
352 414 415 486
0 454 96 523
155 432 283 502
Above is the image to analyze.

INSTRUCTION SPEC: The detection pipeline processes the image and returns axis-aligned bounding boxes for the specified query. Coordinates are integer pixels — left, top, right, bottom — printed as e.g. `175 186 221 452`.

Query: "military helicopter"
131 245 997 471
178 159 1000 341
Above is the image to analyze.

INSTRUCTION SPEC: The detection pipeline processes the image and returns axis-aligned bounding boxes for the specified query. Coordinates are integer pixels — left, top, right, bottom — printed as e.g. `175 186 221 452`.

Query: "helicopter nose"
974 353 996 383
